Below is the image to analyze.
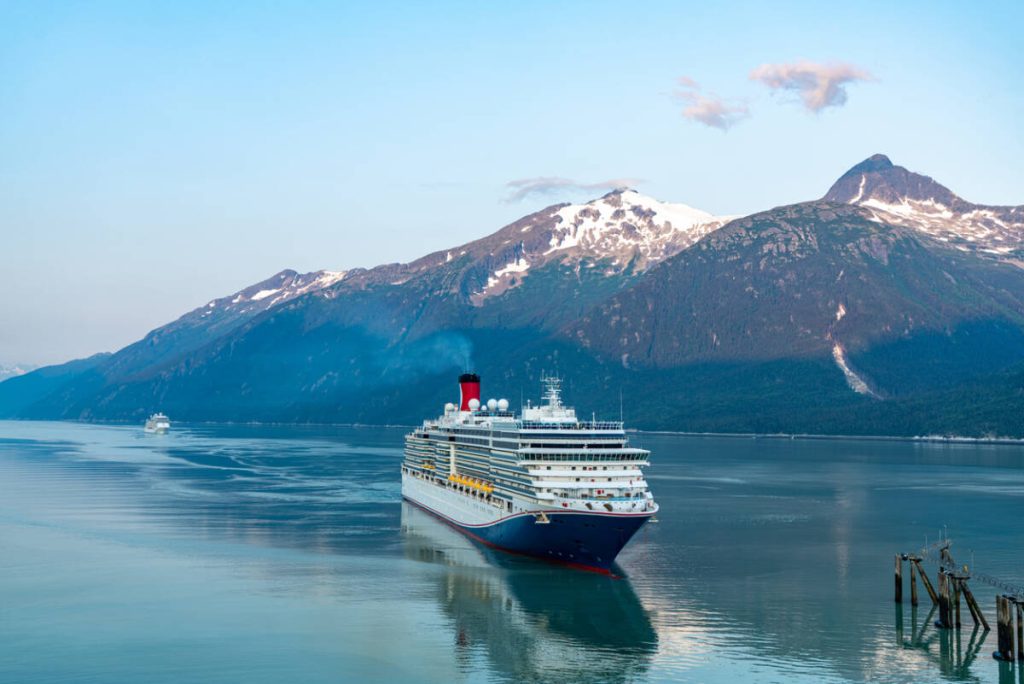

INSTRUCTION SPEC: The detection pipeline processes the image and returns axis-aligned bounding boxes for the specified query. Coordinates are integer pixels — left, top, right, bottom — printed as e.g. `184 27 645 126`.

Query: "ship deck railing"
550 492 648 501
519 421 624 430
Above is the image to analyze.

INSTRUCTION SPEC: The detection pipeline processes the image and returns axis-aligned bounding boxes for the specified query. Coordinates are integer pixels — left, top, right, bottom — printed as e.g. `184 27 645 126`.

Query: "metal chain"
915 538 1024 600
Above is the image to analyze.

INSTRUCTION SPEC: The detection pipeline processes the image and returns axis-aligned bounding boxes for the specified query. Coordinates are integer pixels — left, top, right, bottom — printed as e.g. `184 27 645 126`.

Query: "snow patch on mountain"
196 269 350 319
494 257 530 278
544 190 729 268
461 189 732 304
827 158 1024 258
478 257 531 298
850 175 866 203
251 288 281 301
861 197 1024 255
832 343 877 397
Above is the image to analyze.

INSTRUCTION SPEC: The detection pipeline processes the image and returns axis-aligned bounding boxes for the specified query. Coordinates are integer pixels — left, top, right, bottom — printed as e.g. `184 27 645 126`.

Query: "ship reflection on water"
400 502 658 682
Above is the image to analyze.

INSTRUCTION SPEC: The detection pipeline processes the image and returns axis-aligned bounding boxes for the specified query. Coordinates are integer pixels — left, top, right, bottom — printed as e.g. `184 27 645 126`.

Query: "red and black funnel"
459 373 480 411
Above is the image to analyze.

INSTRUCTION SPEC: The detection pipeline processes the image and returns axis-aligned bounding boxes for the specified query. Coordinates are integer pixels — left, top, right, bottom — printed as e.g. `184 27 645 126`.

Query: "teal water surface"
1 421 1022 683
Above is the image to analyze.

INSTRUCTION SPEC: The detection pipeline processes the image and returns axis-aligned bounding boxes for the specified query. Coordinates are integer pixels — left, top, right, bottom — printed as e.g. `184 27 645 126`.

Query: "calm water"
1 421 1023 683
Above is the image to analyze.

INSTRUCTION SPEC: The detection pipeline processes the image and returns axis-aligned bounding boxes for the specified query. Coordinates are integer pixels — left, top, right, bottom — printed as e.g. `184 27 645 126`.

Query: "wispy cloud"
750 61 873 112
674 77 748 131
503 177 642 203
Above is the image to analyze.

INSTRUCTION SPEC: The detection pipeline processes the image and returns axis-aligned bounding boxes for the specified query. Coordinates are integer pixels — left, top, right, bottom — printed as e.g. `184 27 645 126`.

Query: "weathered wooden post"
993 595 1015 661
909 559 919 606
960 581 989 630
894 554 903 603
963 582 982 626
1016 599 1023 662
936 569 952 629
913 558 939 606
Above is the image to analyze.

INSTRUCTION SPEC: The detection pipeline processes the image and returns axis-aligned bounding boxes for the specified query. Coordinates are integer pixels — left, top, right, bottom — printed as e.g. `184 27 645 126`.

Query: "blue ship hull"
405 497 653 571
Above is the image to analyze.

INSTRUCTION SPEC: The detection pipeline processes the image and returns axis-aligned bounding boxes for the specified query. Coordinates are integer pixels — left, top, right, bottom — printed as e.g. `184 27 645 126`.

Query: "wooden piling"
894 554 903 603
913 559 939 606
909 560 919 606
994 595 1015 661
1005 595 1015 660
1017 600 1023 662
962 582 982 626
960 581 989 631
937 570 952 629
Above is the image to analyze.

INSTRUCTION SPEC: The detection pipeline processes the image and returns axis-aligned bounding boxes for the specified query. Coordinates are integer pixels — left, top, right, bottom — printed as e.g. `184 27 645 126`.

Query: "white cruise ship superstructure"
401 373 657 571
144 413 170 434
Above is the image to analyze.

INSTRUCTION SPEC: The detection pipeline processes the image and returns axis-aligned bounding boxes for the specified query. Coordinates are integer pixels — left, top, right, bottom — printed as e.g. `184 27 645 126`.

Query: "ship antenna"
619 386 624 423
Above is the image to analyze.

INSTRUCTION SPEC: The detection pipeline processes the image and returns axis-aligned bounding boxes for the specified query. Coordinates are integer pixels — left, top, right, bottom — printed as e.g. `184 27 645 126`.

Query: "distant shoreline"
632 429 1024 446
4 417 1024 446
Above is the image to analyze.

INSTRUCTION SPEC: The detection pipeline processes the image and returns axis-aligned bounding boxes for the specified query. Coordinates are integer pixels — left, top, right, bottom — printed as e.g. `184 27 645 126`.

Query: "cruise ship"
144 413 171 434
401 373 657 571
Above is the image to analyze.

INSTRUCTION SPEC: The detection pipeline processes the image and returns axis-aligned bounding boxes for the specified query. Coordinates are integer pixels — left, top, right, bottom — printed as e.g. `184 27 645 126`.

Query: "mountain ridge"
5 155 1024 437
824 154 1024 259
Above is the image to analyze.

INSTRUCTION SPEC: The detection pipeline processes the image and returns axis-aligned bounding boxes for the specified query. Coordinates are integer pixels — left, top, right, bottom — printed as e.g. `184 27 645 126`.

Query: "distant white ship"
144 413 170 434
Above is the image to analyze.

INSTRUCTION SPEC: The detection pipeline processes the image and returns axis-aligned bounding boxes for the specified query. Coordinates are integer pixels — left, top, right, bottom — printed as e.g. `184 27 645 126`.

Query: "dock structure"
893 538 1024 667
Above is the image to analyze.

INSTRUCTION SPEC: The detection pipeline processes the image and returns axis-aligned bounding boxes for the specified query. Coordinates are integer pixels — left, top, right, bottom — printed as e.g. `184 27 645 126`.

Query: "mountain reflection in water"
1 421 1022 684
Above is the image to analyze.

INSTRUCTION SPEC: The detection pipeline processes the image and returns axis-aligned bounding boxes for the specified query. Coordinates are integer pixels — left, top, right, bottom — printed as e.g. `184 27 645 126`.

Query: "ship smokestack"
458 373 481 411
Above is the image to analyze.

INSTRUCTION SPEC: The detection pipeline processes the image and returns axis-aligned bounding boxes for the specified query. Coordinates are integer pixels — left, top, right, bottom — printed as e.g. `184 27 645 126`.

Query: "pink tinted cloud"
750 61 873 112
674 77 748 131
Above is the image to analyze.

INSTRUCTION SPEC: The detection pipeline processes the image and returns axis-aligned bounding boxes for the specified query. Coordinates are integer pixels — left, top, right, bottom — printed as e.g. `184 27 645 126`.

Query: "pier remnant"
993 595 1015 661
1018 600 1023 662
911 557 939 606
959 577 989 631
937 570 952 629
909 558 918 606
894 554 903 603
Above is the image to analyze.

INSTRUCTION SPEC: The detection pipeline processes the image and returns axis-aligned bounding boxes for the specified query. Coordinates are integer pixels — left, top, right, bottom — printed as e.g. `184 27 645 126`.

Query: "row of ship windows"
446 429 624 439
540 465 630 471
423 437 626 450
427 431 624 442
523 443 626 449
429 438 520 450
523 454 646 461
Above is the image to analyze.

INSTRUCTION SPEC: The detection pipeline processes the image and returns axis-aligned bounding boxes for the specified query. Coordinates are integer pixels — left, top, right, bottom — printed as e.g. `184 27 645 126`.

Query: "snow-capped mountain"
8 155 1024 437
825 154 1024 259
541 189 728 269
197 269 348 319
471 189 730 301
81 268 350 383
361 188 731 304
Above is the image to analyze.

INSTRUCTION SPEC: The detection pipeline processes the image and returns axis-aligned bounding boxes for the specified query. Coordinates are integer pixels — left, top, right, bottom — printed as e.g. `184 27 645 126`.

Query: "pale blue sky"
2 1 1022 365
